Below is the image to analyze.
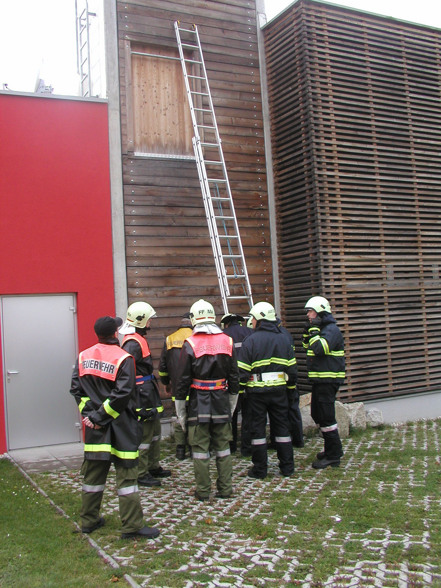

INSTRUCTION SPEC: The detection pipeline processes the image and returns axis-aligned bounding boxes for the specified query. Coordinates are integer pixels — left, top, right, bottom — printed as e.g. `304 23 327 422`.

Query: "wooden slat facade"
264 0 441 402
116 1 272 386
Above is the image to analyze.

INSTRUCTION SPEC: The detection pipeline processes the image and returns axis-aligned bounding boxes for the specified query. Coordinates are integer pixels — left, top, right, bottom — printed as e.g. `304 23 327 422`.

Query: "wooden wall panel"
117 1 271 393
264 0 441 402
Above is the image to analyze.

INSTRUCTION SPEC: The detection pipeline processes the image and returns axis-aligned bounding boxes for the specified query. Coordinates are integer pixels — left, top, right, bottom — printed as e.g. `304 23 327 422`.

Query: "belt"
250 372 286 383
191 378 227 390
136 374 155 384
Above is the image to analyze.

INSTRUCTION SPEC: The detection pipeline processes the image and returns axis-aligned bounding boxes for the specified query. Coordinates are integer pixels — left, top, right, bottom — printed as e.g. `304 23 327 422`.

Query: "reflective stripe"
307 350 344 357
79 396 90 413
83 444 139 460
321 424 338 433
215 448 231 458
82 483 105 493
275 436 292 443
139 443 150 450
193 451 211 459
103 398 120 419
247 380 287 389
308 371 346 379
251 438 267 446
117 485 139 496
158 370 168 377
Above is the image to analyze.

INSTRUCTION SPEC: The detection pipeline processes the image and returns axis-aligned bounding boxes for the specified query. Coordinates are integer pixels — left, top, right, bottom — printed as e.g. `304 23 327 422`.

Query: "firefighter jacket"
302 313 345 383
122 331 163 420
223 319 253 352
237 320 297 393
175 324 240 425
70 339 141 467
158 326 193 399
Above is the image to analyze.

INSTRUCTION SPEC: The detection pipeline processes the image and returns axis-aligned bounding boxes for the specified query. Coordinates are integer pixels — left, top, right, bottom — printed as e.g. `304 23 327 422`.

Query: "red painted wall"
0 93 115 453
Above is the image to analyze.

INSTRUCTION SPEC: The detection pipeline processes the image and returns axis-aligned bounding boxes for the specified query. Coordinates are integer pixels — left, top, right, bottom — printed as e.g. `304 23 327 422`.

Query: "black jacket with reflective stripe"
304 313 345 383
237 320 297 393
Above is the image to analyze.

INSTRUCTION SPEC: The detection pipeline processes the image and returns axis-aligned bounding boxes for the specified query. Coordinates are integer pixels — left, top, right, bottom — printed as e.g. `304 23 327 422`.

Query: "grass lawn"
2 419 440 587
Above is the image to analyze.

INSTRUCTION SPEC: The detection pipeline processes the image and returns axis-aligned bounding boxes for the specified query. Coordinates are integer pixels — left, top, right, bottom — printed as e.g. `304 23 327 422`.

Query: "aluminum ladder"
174 21 254 314
76 1 93 97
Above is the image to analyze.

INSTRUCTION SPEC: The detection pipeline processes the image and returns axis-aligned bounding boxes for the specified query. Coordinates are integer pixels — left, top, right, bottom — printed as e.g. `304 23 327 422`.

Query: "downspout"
104 0 128 318
255 0 281 314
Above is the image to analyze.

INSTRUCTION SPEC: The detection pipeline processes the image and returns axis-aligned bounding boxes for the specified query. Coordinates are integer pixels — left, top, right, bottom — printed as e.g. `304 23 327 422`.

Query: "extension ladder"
174 21 254 315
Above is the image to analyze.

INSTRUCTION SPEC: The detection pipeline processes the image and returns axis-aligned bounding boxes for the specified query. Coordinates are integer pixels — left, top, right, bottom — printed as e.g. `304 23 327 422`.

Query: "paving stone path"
39 420 440 587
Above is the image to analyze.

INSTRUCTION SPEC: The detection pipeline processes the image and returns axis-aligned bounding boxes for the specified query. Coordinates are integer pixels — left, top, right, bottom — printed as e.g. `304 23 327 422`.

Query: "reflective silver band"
321 424 338 432
192 451 211 459
275 436 292 443
215 448 231 458
117 485 139 496
82 484 106 493
251 438 267 446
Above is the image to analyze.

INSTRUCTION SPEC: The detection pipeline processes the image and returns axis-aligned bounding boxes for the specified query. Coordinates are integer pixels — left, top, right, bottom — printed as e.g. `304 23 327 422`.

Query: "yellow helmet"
249 301 277 322
120 301 156 334
189 299 216 327
304 296 331 314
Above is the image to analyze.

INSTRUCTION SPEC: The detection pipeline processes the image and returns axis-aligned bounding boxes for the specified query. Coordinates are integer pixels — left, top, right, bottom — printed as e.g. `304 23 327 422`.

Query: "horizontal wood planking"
117 0 272 377
264 0 441 402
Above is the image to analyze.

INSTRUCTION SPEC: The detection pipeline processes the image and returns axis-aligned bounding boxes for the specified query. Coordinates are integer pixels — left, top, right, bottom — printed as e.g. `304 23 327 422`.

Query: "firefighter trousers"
80 459 144 534
138 417 161 477
311 382 343 459
248 389 294 477
188 422 233 497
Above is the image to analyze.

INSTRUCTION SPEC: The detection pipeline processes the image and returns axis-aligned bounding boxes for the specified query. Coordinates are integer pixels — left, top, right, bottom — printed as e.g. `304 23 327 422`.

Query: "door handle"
7 370 19 375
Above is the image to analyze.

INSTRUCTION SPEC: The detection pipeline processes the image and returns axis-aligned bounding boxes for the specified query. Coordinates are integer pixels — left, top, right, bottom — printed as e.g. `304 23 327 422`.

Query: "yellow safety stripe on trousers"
79 396 90 413
308 371 346 379
84 443 139 460
238 356 296 371
103 398 120 419
158 370 168 377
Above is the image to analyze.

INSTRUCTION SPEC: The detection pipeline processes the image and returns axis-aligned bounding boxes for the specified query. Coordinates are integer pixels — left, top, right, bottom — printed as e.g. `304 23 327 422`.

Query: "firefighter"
70 316 159 539
119 301 171 487
303 296 345 469
220 313 253 456
175 299 239 500
158 312 193 460
238 302 297 479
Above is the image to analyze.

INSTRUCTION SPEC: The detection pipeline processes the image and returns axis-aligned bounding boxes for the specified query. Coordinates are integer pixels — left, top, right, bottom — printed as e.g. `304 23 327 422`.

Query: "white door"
2 294 82 450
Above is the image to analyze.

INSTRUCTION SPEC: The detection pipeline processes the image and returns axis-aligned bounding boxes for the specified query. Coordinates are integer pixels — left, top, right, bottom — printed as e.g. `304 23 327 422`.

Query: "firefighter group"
70 295 345 540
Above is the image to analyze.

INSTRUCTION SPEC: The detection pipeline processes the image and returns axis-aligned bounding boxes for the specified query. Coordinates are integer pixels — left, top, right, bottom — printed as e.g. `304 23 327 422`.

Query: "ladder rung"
208 178 227 183
223 254 242 258
194 108 212 113
178 27 197 33
212 198 231 202
215 215 234 220
227 295 250 299
199 125 216 129
201 142 219 147
205 161 222 165
182 43 198 49
185 59 202 64
219 234 238 237
188 75 205 80
226 274 247 279
191 91 209 96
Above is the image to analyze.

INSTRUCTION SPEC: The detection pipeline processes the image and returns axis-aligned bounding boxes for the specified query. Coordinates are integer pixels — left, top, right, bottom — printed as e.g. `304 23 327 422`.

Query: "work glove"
175 399 187 432
136 407 158 421
229 394 238 415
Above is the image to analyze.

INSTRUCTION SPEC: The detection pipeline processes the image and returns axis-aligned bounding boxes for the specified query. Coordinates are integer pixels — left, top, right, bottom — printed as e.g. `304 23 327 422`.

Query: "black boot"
176 445 186 460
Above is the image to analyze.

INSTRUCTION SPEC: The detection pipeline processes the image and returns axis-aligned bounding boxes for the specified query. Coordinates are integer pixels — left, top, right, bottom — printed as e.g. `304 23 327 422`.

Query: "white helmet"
189 299 216 327
249 301 277 322
304 296 331 314
119 301 156 334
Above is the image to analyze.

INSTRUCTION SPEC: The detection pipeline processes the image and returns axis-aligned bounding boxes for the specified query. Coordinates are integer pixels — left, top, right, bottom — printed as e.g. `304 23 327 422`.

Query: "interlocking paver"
36 420 441 587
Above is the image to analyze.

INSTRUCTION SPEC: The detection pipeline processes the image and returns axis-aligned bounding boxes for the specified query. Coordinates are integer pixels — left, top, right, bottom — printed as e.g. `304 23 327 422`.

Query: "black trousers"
248 389 294 476
311 381 343 459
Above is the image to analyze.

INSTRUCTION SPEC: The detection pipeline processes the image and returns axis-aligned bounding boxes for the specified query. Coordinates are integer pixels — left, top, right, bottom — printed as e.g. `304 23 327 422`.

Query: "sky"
0 0 439 96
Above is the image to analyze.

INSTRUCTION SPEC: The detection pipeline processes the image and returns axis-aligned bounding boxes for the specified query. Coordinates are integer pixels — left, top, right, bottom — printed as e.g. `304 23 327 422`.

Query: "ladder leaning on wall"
174 21 254 315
